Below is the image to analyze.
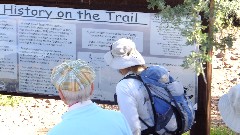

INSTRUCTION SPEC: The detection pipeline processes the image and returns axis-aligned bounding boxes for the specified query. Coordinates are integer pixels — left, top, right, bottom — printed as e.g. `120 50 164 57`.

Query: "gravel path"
0 99 67 135
211 45 240 126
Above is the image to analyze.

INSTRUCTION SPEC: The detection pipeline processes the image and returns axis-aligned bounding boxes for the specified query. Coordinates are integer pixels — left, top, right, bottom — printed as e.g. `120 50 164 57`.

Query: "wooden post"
189 70 209 135
190 0 214 135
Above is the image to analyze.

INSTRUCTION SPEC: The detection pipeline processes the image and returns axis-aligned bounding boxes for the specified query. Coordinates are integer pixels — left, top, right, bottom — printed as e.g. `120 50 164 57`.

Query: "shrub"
0 94 30 107
210 126 235 135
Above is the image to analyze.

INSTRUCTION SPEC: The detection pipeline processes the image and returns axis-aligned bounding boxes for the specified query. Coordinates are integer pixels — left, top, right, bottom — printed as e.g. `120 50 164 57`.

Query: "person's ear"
90 83 94 95
118 69 123 75
58 89 67 104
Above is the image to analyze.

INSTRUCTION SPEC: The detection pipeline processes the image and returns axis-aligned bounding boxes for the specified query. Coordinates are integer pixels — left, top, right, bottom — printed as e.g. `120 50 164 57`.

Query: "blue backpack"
123 65 195 135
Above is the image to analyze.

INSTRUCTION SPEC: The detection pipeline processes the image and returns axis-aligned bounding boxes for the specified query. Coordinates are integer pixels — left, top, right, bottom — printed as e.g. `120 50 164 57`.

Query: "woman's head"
50 59 96 105
104 38 145 70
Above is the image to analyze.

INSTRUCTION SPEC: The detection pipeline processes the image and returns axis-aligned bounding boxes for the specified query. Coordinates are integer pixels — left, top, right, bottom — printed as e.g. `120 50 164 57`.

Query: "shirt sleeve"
116 80 141 135
119 113 134 135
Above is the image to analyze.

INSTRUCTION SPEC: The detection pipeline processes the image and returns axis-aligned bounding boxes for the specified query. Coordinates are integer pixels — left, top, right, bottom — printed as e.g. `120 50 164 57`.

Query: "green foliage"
210 126 236 135
179 126 235 135
0 94 30 107
147 0 240 78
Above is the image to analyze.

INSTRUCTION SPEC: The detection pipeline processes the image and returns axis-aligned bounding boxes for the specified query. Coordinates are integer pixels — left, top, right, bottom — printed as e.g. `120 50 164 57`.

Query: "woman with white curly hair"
48 59 132 135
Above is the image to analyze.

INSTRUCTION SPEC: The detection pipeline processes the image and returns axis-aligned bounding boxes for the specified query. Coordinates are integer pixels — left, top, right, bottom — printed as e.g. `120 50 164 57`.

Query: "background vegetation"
182 126 235 135
147 0 240 79
0 94 31 107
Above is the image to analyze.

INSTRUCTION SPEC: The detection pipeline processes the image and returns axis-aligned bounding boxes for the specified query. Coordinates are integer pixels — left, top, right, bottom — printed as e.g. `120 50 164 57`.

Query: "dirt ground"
211 45 240 126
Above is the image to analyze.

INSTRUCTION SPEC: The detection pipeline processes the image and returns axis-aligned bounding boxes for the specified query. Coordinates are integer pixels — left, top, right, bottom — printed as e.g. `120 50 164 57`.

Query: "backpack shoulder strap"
122 74 158 133
122 74 141 80
123 74 185 134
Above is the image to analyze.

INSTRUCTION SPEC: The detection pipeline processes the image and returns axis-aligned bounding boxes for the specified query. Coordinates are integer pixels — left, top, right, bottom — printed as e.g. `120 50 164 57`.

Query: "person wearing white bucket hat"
47 59 132 135
104 38 155 135
218 84 240 133
104 38 145 70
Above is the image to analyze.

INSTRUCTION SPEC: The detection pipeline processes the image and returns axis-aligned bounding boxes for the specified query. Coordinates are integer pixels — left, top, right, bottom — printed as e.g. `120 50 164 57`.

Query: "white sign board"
0 4 197 103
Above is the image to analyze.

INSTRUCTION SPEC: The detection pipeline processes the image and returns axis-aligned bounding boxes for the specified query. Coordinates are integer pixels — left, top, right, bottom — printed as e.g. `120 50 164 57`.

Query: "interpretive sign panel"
0 4 197 103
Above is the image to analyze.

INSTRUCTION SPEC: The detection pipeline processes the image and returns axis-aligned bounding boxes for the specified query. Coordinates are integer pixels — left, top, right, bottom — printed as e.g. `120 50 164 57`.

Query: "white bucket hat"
104 38 145 69
218 84 240 133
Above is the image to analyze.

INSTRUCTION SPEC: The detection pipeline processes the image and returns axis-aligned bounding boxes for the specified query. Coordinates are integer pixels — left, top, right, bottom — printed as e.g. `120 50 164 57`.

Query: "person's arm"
116 81 141 135
119 113 134 135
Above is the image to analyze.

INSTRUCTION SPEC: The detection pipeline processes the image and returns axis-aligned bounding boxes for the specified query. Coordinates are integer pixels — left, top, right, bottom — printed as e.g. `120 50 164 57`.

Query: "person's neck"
68 100 93 111
136 67 145 74
69 102 79 107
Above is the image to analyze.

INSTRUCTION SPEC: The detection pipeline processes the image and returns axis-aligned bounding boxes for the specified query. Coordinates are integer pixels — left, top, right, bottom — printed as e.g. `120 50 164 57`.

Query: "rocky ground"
211 45 240 126
0 97 119 135
0 46 239 135
0 99 67 135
